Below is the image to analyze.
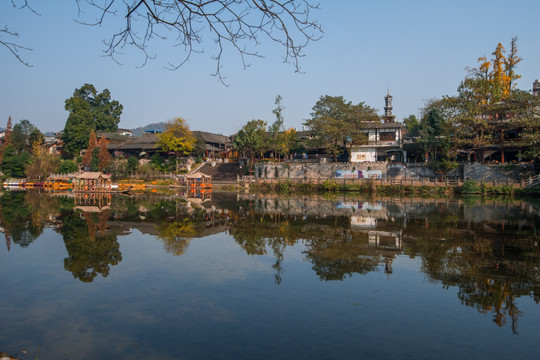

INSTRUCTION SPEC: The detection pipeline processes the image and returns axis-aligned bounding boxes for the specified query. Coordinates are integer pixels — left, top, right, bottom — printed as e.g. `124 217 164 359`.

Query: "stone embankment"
252 161 536 187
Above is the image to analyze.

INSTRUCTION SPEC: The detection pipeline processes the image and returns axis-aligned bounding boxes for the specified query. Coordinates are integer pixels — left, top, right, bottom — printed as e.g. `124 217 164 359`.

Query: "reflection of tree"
304 230 380 281
59 211 121 283
402 202 540 334
231 213 382 283
0 191 39 248
157 218 196 255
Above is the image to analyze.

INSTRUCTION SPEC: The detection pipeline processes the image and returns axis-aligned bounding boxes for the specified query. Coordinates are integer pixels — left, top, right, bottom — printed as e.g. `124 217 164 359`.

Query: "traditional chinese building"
350 91 405 162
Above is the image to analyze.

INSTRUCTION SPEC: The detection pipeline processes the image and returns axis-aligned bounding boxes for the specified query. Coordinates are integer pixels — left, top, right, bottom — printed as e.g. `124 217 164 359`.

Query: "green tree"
417 107 447 163
62 84 123 156
304 95 379 162
1 145 31 178
233 119 268 165
403 114 420 139
269 94 285 160
127 156 139 173
58 160 79 174
11 119 43 153
60 210 122 283
156 117 197 172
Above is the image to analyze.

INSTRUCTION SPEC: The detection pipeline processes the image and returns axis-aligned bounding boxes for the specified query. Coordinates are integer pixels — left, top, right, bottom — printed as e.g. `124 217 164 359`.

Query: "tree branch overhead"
3 0 321 82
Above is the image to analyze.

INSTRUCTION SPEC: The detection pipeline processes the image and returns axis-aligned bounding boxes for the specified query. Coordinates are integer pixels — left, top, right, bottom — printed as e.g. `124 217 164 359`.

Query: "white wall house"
351 122 405 163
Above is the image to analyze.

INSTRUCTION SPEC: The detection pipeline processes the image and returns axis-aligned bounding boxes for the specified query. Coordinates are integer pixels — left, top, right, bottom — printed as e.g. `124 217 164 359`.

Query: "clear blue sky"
1 0 539 135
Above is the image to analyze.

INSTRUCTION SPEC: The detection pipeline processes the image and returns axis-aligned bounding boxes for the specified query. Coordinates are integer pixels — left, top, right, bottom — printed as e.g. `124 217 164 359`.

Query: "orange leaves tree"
82 131 98 168
82 131 112 172
97 135 112 171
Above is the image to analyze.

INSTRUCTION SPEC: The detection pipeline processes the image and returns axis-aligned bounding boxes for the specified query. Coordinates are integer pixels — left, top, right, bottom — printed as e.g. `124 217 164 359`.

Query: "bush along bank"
252 179 450 196
454 179 522 196
251 178 540 197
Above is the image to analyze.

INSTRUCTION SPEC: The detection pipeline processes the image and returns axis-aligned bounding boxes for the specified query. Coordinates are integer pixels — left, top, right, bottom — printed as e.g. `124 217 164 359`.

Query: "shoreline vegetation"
245 178 540 197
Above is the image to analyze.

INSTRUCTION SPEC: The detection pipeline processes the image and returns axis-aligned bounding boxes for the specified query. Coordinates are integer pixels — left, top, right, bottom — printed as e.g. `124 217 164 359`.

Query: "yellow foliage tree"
156 117 196 172
466 37 522 104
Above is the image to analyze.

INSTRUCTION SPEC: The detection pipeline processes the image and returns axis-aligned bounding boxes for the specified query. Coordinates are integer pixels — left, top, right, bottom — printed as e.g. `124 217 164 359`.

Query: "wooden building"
73 172 112 192
186 172 212 188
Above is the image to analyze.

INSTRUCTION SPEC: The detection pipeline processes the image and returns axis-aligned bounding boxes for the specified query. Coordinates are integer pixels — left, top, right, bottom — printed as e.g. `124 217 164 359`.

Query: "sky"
1 0 539 136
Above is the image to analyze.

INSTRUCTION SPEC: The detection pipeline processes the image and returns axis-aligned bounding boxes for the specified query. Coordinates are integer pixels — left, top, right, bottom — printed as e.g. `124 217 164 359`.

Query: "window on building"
379 132 396 141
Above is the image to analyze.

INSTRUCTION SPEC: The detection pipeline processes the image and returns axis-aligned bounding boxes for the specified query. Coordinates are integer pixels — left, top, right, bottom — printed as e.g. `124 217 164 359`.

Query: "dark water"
1 191 540 359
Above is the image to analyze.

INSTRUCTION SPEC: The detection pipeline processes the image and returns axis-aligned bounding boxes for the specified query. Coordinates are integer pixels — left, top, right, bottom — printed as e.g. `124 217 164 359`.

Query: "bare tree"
4 0 323 83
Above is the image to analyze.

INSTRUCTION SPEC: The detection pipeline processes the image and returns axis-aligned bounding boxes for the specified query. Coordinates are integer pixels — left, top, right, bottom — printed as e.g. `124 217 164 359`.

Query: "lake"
1 191 539 359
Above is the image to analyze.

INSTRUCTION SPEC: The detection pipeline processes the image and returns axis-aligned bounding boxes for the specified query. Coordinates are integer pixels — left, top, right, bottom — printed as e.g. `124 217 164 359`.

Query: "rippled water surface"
1 191 539 359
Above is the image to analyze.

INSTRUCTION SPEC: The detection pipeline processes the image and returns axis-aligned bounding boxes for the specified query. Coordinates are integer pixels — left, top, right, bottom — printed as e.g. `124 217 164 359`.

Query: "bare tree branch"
1 0 41 66
77 0 323 83
3 0 322 82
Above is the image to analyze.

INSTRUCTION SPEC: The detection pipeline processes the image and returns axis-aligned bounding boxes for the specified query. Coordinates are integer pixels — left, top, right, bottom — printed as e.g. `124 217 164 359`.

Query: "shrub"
127 156 139 173
456 179 481 194
320 180 339 192
277 179 292 194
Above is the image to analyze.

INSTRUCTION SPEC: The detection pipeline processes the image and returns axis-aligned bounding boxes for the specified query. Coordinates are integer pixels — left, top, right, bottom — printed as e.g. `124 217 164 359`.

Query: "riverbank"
246 178 540 197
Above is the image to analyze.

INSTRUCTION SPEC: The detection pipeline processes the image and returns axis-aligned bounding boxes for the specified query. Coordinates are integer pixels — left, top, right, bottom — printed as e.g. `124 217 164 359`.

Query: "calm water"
1 191 539 359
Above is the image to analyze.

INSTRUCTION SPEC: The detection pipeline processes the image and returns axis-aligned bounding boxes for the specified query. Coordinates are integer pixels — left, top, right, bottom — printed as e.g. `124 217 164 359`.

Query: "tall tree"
156 117 197 172
62 84 123 156
97 135 112 171
233 119 268 165
82 131 98 168
11 119 43 153
304 95 379 162
429 38 527 164
417 107 447 163
269 94 285 161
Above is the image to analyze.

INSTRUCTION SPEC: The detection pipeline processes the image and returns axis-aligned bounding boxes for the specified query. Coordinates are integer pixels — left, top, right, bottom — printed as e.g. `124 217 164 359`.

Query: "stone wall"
254 161 535 182
464 162 535 181
254 162 421 180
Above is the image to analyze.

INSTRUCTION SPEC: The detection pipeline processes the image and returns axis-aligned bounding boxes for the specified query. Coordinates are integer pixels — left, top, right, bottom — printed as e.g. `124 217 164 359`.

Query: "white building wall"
351 148 377 162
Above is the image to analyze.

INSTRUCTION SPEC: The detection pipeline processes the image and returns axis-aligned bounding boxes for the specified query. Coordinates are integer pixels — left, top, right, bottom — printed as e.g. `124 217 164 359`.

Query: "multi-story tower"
382 90 396 123
533 79 540 96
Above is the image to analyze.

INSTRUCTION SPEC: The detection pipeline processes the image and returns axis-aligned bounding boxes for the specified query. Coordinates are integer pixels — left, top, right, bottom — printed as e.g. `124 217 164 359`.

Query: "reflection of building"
351 216 376 228
367 230 403 251
185 172 212 189
74 193 112 212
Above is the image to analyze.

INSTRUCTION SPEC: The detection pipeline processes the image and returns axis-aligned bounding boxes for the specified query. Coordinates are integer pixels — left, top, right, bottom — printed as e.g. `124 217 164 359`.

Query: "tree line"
2 39 539 180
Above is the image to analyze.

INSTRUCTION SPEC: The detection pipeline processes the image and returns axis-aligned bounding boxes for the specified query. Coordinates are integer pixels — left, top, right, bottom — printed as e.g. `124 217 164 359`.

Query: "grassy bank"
252 179 449 196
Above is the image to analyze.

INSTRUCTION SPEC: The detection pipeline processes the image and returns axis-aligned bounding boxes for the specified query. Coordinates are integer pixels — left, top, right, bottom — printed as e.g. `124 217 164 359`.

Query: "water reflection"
1 190 540 334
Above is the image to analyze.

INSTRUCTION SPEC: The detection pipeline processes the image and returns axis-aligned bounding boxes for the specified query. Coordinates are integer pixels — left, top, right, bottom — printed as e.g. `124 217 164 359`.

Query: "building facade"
351 92 405 163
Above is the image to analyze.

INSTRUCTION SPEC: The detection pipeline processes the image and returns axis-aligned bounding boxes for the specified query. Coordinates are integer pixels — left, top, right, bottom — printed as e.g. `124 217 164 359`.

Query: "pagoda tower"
382 90 396 123
533 79 540 96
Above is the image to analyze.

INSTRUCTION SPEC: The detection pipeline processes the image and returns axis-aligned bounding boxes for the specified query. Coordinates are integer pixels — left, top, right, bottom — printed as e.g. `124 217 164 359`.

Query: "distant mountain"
130 122 167 136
